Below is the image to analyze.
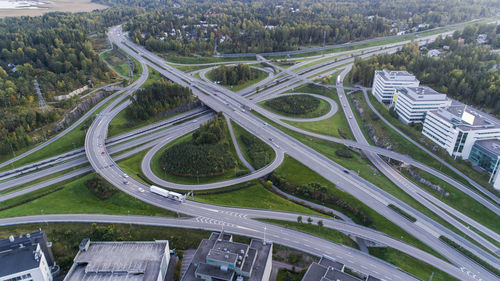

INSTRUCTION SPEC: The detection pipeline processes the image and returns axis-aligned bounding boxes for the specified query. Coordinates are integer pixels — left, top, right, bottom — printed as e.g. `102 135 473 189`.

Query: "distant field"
0 0 108 17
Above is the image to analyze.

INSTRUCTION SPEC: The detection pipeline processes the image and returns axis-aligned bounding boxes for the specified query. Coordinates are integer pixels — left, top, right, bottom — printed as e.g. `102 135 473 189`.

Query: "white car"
123 173 129 178
349 115 353 119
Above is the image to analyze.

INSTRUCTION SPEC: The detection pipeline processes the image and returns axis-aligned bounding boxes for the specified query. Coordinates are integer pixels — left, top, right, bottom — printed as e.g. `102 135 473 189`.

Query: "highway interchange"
1 21 500 281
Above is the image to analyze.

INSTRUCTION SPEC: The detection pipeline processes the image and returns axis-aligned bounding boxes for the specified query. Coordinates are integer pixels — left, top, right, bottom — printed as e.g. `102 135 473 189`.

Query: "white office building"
372 69 419 104
394 86 451 124
0 243 53 281
422 103 500 159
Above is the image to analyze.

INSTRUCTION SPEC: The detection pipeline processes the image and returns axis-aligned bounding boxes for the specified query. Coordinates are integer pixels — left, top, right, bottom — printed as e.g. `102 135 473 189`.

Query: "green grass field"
101 49 130 77
0 173 174 218
195 182 321 216
231 121 275 169
283 84 353 139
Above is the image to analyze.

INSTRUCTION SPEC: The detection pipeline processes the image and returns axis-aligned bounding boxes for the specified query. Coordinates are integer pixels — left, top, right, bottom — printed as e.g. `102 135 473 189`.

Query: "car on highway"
101 151 105 155
123 173 129 178
349 115 353 119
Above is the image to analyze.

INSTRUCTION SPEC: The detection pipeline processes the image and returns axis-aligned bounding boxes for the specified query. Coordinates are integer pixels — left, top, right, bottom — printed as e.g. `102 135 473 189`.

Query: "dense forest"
0 9 144 157
209 64 258 86
107 0 499 55
125 79 193 120
265 95 320 115
160 113 236 177
351 23 500 113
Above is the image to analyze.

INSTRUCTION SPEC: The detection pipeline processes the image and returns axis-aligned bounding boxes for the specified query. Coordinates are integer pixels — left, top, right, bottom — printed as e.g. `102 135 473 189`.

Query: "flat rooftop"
432 101 500 131
0 244 41 278
397 86 448 101
376 69 418 82
65 241 168 281
474 139 500 157
181 232 272 281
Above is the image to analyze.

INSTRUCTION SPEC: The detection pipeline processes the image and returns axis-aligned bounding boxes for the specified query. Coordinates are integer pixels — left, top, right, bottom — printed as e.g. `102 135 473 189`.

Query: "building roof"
376 69 418 83
181 232 272 281
0 244 41 278
473 139 500 157
64 240 169 281
318 256 344 271
431 101 500 131
301 261 362 281
0 230 54 267
397 86 448 102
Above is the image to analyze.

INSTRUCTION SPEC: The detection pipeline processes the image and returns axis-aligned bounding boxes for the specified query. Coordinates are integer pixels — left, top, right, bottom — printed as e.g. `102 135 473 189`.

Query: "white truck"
150 185 185 202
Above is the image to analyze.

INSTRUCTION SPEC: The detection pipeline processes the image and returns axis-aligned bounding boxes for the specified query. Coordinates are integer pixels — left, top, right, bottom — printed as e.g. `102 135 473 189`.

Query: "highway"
1 21 499 281
94 26 499 280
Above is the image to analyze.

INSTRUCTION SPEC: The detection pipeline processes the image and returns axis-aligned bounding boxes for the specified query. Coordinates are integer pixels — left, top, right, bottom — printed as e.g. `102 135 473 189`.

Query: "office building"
422 103 500 159
181 232 272 281
64 239 170 281
469 139 500 189
372 69 419 104
301 256 380 281
0 232 54 281
394 86 451 124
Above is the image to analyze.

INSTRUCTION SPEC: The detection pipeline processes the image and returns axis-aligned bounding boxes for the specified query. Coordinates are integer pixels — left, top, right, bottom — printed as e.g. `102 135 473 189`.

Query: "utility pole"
429 272 434 281
323 30 327 47
34 80 47 112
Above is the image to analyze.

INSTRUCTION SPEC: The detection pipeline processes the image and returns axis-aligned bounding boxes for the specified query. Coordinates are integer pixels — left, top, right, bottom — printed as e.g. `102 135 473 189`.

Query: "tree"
307 217 313 224
317 220 324 227
297 216 302 223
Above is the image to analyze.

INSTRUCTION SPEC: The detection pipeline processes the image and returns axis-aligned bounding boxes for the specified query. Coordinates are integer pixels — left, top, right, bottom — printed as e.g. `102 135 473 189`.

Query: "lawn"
206 68 269 92
260 95 331 119
231 121 275 170
195 182 322 216
0 173 174 218
116 150 150 185
368 247 458 281
100 49 130 77
283 84 353 139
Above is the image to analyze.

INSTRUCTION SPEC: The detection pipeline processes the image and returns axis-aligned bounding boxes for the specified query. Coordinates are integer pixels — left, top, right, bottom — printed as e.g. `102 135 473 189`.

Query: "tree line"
351 23 500 114
126 79 193 121
114 0 498 55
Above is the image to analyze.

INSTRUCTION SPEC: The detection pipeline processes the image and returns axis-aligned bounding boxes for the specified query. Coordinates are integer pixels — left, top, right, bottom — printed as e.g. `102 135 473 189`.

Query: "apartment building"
372 69 419 104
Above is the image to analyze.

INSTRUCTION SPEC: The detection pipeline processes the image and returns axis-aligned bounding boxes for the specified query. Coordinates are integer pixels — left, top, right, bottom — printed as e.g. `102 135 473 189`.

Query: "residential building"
0 234 53 281
181 232 272 281
64 238 170 281
371 69 420 104
394 86 451 124
469 139 500 189
477 34 488 45
422 102 500 159
301 256 380 281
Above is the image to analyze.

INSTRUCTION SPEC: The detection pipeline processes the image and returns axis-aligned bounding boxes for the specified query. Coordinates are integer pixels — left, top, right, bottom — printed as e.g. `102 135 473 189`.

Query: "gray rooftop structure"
474 139 500 157
0 244 42 278
302 256 380 281
432 101 500 131
376 69 418 83
64 240 170 281
0 230 54 267
397 86 447 102
181 232 272 281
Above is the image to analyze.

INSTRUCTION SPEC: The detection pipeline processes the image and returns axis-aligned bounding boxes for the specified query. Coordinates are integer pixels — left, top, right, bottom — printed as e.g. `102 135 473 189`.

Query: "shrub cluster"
85 177 116 200
265 95 319 115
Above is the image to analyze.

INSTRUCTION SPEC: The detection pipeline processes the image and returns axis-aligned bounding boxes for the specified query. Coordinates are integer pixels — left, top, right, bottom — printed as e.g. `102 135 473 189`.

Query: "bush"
85 177 116 200
335 149 353 158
